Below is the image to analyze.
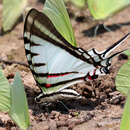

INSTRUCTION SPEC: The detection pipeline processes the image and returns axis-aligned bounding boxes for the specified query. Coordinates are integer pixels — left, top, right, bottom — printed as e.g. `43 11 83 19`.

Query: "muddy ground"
0 1 130 130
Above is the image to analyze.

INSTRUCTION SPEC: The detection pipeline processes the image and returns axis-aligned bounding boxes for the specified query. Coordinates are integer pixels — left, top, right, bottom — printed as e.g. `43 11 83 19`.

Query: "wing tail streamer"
102 33 130 58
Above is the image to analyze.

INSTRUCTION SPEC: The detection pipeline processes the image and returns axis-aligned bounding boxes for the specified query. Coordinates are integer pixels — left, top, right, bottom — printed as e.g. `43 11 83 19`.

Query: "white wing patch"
30 34 95 74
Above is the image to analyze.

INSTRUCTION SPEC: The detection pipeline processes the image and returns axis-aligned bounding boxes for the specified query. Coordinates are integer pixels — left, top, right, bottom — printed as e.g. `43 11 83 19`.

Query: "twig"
0 58 29 68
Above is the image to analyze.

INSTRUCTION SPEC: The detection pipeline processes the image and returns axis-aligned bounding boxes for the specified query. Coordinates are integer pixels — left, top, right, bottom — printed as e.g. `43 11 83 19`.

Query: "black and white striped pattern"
24 8 130 97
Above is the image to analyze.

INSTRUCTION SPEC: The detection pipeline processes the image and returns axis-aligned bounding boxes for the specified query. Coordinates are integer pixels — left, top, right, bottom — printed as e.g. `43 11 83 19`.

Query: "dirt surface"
0 1 130 130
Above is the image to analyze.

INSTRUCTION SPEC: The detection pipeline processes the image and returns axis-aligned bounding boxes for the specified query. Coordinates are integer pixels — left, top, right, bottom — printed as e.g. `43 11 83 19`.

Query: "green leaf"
43 0 77 46
70 0 87 8
116 60 130 95
2 0 27 33
0 68 10 112
87 0 130 20
120 89 130 130
9 72 30 130
124 50 130 57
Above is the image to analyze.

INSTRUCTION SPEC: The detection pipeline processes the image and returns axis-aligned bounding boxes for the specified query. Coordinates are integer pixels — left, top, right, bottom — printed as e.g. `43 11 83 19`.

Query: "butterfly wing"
24 9 96 94
24 9 130 95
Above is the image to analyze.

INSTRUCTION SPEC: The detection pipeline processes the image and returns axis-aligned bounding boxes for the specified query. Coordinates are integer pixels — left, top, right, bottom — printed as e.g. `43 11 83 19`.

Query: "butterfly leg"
94 24 99 37
58 101 69 112
103 24 112 32
94 24 112 37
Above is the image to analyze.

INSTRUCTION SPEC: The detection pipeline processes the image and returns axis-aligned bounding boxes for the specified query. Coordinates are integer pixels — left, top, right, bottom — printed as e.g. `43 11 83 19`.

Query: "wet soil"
0 1 130 130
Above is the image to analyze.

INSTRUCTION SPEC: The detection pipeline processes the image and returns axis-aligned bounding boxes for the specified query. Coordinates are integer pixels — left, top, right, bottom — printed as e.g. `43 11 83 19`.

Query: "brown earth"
0 1 130 130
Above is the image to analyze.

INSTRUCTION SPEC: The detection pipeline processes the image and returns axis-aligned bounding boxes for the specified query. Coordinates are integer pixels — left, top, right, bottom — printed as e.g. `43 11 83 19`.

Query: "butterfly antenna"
102 33 130 58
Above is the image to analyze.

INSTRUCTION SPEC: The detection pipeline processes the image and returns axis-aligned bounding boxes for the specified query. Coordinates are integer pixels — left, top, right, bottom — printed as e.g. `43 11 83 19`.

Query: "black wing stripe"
28 60 32 65
30 52 39 57
28 9 75 49
24 12 32 68
24 37 30 44
32 71 78 77
25 49 31 55
32 63 46 67
30 41 41 46
32 70 48 77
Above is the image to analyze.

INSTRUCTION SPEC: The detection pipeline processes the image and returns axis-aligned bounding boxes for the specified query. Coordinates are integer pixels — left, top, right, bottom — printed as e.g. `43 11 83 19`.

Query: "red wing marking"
41 76 85 88
45 84 52 88
87 69 97 80
88 75 92 80
44 72 80 88
47 72 77 78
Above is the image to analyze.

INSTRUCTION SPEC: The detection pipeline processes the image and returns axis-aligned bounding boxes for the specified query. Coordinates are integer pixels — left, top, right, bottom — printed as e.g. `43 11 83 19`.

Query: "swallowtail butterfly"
24 8 130 105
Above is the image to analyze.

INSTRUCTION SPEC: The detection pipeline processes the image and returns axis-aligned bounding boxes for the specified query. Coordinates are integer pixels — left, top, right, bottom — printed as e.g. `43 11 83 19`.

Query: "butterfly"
23 8 130 105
